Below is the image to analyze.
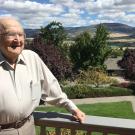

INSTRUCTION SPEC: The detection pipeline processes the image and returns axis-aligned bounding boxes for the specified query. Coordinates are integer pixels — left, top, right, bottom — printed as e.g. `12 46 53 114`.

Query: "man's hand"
72 108 85 123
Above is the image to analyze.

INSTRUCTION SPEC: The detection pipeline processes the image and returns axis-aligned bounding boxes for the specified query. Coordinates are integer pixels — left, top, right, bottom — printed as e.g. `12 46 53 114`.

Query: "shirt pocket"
31 81 41 105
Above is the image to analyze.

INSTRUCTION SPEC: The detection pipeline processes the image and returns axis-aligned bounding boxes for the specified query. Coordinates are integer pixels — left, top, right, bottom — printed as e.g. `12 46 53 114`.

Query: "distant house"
104 57 124 76
25 38 34 45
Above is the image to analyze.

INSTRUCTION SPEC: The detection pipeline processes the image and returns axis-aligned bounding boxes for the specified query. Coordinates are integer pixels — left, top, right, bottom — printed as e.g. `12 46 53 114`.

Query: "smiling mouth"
11 45 20 49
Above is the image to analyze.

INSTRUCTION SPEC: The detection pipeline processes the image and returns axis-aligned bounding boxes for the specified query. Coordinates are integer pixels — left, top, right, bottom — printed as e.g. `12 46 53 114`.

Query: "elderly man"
0 17 85 135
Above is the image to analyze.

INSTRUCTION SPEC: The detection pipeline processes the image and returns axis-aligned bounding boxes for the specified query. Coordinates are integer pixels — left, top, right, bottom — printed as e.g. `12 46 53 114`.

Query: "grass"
35 101 135 135
36 101 135 119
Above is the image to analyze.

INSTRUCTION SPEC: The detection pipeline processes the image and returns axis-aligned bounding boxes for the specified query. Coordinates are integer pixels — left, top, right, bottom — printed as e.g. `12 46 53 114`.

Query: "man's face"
0 19 25 61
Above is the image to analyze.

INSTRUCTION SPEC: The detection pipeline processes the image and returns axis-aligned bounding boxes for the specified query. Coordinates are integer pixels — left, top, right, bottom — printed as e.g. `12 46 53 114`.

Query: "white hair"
0 16 23 34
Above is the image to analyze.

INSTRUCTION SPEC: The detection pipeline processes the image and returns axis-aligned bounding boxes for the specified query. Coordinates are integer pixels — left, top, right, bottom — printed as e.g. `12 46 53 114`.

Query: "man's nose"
14 34 21 40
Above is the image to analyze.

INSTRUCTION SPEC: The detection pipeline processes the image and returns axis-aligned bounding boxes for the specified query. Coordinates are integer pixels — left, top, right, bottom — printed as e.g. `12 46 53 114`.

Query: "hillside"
65 23 135 38
24 29 39 38
24 23 135 38
100 23 135 34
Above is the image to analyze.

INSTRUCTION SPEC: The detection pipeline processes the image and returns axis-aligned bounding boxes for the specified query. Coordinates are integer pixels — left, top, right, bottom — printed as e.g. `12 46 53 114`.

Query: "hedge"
61 85 133 99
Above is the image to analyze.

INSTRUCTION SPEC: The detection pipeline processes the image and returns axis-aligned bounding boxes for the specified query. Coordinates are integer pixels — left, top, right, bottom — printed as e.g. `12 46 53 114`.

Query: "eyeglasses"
0 32 26 39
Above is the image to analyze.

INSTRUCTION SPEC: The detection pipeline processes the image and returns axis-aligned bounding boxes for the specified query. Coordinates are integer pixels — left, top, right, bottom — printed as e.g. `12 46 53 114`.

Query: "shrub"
109 48 124 57
128 82 135 90
25 37 73 80
61 85 133 99
62 85 90 99
126 82 135 95
118 49 135 80
112 82 130 88
112 82 135 95
76 68 117 87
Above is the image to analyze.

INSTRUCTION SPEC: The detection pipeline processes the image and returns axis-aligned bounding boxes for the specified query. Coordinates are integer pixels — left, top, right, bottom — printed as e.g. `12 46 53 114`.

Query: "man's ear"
0 36 3 45
0 23 6 44
0 26 3 42
0 34 2 41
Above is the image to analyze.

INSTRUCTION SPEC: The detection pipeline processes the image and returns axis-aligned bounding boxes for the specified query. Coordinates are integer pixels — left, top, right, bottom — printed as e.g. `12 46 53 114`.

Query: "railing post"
103 132 108 135
55 127 61 135
86 130 93 135
70 129 76 135
40 126 46 135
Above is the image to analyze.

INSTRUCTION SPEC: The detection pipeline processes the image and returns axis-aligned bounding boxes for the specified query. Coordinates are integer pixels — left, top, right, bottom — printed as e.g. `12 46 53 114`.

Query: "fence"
34 111 135 135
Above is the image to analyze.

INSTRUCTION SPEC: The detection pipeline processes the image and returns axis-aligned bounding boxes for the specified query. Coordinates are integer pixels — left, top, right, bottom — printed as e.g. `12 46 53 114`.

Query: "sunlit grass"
36 101 135 119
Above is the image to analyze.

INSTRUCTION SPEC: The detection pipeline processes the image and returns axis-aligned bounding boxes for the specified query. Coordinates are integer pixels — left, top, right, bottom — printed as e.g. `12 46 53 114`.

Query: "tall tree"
70 24 111 70
91 24 111 66
70 31 92 70
40 21 66 46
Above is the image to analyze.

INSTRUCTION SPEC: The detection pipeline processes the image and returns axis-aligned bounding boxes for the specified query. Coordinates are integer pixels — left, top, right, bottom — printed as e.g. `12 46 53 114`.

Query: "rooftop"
104 56 123 70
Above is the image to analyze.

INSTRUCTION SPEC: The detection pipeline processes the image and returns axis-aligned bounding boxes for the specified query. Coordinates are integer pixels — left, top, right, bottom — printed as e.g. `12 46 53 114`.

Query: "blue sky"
0 0 135 28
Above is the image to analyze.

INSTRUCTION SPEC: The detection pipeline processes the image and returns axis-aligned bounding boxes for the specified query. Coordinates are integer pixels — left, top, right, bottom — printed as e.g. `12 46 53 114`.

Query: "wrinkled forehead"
0 18 24 33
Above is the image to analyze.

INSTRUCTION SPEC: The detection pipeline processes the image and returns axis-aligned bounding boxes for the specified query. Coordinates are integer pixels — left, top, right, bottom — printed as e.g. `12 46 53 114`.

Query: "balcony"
34 111 135 135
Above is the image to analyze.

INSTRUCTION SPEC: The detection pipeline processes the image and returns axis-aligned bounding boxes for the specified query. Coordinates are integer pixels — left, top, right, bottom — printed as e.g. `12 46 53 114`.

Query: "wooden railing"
34 111 135 135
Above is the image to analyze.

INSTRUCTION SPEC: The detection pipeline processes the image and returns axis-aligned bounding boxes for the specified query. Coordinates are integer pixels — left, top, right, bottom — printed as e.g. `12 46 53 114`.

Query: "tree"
70 31 92 70
118 49 135 80
70 24 111 70
90 24 111 66
109 47 124 58
40 21 66 46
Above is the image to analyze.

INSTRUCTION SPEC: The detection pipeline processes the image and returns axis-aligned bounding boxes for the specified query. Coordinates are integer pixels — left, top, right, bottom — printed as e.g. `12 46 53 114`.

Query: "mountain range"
24 23 135 38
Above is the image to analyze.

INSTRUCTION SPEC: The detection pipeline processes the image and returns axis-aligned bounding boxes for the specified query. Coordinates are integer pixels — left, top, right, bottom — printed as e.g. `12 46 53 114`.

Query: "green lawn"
35 101 135 135
36 101 135 119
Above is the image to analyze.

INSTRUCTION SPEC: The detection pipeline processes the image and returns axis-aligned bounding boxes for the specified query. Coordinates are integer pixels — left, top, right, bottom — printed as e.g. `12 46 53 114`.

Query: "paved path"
71 96 135 112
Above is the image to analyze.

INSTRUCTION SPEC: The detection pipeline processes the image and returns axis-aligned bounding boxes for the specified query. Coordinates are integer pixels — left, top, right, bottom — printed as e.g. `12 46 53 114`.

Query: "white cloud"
0 0 64 14
0 0 135 28
0 0 65 28
117 0 135 5
62 13 79 18
53 16 88 27
98 10 125 19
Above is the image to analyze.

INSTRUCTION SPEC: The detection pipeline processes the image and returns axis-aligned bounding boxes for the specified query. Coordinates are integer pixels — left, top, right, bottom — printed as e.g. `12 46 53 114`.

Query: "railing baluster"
40 126 46 135
71 129 76 135
55 127 61 135
86 130 92 135
103 132 108 135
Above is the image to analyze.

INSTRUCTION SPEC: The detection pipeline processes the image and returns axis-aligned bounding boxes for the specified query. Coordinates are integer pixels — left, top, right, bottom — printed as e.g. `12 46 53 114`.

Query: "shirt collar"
17 53 26 65
0 51 26 65
0 52 6 65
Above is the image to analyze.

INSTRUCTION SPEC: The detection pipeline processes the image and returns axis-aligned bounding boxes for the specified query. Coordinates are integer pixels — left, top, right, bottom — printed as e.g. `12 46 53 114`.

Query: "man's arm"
38 55 86 122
